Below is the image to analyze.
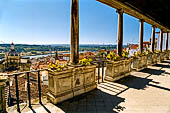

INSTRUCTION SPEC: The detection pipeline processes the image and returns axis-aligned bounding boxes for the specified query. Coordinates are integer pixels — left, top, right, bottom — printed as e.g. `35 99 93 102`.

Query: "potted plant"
122 50 132 73
164 50 169 60
152 52 157 65
156 50 162 63
47 59 97 104
105 50 131 81
132 51 142 71
141 51 148 67
168 50 170 59
146 50 153 65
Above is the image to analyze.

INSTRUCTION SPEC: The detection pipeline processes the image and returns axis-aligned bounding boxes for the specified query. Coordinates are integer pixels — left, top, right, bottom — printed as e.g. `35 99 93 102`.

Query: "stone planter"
141 55 147 67
156 52 164 63
132 57 141 71
105 58 131 81
160 52 164 62
156 53 161 63
47 65 97 104
119 60 125 75
132 56 147 71
152 53 157 65
169 52 170 59
164 51 169 60
124 59 132 73
147 53 153 65
0 76 7 113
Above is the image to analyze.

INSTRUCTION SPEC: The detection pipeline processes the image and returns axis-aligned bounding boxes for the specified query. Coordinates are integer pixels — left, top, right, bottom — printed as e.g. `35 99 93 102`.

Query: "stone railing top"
0 76 8 85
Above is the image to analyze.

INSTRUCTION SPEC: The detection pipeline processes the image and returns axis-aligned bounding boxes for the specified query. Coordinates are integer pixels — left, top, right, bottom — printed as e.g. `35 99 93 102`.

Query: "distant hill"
0 44 126 52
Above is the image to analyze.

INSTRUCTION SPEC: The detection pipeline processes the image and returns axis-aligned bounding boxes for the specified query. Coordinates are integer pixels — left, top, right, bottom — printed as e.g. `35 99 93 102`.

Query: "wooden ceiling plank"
97 0 170 32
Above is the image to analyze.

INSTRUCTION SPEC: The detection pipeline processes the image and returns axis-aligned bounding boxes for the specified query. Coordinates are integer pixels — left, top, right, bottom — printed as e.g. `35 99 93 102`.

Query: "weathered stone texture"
47 65 97 104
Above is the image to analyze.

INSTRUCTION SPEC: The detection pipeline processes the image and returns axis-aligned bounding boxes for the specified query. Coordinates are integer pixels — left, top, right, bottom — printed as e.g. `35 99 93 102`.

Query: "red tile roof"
143 41 151 44
130 45 138 49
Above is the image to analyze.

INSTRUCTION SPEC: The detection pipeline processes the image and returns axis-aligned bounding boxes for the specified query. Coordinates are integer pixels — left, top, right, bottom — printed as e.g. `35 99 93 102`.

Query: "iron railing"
6 69 47 112
94 60 107 84
5 61 106 112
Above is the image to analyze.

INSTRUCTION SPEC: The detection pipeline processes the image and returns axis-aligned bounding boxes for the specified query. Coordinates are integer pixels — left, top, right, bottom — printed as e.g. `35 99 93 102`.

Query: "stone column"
139 19 144 54
160 29 163 52
166 32 169 51
0 76 7 113
116 9 123 56
151 26 156 52
70 0 79 65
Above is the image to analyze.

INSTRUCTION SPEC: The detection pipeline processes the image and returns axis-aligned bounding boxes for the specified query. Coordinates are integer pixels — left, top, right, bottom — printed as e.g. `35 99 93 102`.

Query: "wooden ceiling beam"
96 0 170 32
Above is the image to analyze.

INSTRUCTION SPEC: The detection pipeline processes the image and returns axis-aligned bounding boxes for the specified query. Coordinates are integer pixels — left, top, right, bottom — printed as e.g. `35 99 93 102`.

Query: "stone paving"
57 60 170 113
8 60 170 113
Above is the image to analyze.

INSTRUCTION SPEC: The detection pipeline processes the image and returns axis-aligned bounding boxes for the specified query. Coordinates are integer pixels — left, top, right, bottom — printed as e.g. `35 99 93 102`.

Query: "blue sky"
0 0 157 45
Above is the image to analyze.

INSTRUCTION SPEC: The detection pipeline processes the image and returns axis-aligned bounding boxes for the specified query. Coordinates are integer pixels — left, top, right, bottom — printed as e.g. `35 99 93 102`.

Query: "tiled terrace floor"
9 60 170 113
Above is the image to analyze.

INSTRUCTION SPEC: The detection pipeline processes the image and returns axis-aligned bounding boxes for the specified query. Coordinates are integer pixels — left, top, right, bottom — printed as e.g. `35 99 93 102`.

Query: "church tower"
11 42 15 50
5 42 20 71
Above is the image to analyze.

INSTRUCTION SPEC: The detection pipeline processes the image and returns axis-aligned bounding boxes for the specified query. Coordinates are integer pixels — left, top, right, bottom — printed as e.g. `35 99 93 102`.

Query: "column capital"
116 9 124 14
139 19 144 22
152 25 156 28
160 29 164 32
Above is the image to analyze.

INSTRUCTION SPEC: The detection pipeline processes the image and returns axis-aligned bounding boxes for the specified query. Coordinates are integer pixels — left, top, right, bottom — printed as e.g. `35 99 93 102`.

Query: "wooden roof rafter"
96 0 170 32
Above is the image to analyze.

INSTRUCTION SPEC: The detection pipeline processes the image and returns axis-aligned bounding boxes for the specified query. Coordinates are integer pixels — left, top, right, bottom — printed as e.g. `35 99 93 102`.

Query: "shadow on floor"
161 60 170 64
115 75 153 90
148 83 170 91
40 103 51 113
153 64 170 69
56 61 170 113
139 68 165 75
115 74 170 92
164 71 170 75
57 89 125 113
26 104 51 113
29 106 36 113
